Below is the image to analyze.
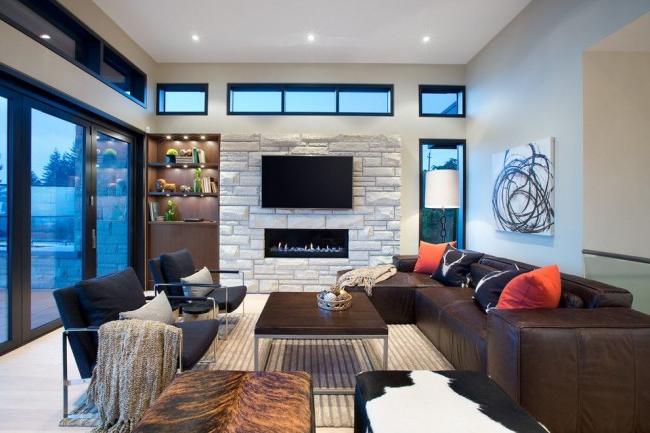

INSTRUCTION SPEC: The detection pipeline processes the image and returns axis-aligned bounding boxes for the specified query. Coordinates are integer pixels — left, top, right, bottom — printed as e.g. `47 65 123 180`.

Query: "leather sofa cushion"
414 286 488 372
438 301 488 372
75 267 146 329
339 270 442 324
479 254 633 309
393 255 418 273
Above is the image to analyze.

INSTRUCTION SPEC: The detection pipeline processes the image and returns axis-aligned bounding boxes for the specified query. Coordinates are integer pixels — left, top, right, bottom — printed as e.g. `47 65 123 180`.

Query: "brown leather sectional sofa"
341 253 650 433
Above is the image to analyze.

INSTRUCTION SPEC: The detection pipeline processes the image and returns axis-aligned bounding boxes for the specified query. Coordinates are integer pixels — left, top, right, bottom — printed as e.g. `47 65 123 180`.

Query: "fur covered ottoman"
354 370 547 433
133 370 314 433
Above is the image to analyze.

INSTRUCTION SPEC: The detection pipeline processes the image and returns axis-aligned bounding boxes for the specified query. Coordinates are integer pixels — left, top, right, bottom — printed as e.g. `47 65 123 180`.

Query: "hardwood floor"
0 294 351 433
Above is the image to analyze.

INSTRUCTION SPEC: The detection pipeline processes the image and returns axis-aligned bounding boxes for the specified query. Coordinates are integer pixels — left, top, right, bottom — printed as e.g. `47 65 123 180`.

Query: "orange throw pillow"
413 241 456 274
497 265 561 309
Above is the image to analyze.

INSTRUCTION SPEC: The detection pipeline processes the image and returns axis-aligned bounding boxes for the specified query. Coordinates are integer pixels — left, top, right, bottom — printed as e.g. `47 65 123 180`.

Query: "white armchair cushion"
180 266 214 297
119 291 175 325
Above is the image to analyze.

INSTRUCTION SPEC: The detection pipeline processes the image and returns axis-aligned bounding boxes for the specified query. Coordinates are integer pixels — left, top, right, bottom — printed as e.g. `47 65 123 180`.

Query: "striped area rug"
61 314 453 428
209 313 453 428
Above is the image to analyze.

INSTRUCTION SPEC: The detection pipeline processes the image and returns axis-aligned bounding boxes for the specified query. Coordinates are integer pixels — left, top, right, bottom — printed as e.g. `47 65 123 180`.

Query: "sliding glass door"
0 96 8 344
0 76 138 354
30 108 85 329
95 131 130 277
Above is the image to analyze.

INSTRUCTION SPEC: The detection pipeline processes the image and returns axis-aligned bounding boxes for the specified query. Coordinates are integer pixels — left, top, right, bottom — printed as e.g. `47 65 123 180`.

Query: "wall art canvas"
491 137 555 236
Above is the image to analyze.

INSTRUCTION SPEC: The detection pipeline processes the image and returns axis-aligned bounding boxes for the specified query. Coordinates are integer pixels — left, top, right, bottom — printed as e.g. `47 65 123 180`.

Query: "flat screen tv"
262 155 353 208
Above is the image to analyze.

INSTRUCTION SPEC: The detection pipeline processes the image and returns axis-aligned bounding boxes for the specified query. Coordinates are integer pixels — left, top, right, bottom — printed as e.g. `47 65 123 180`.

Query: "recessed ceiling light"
191 34 200 42
200 135 206 140
307 33 316 42
166 135 172 139
422 35 431 43
183 135 189 140
40 34 51 40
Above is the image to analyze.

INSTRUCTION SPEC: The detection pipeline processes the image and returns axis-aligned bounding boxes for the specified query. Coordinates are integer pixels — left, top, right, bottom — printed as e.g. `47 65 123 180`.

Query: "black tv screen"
262 155 353 208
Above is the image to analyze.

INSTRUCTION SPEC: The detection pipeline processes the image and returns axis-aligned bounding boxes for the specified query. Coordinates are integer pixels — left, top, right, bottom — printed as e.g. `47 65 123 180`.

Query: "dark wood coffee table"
254 292 389 395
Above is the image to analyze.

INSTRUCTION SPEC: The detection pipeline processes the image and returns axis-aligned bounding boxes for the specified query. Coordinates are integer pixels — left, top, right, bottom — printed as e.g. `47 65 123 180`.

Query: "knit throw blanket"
88 319 181 433
336 264 397 296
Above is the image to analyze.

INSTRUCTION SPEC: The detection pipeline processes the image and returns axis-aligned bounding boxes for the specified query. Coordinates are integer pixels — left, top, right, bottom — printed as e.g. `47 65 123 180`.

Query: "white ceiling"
93 0 530 64
589 11 650 53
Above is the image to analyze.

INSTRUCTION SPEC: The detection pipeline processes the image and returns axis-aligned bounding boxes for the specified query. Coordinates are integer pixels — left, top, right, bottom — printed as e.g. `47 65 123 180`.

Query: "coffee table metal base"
254 334 389 396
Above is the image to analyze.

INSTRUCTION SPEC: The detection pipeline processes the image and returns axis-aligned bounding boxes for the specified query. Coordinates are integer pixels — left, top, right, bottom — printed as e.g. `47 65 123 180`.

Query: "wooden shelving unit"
145 133 221 288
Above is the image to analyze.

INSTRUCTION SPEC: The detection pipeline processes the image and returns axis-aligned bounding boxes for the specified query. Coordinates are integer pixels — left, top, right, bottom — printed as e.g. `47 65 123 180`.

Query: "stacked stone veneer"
218 133 401 293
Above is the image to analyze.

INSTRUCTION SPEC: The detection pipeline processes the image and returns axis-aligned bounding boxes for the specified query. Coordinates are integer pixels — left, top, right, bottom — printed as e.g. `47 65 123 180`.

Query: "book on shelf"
176 156 193 164
148 201 159 221
192 148 206 164
199 176 219 193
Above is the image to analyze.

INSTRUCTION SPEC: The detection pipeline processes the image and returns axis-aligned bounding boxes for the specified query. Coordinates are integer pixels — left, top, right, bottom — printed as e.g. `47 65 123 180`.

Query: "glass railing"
583 250 650 314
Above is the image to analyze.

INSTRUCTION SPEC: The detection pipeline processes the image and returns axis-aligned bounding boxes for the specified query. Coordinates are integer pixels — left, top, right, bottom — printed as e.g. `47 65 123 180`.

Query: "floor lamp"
425 169 459 242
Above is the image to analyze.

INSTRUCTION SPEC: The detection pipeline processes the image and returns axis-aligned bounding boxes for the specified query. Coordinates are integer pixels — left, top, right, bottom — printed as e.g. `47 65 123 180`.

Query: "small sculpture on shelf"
193 167 202 193
162 183 177 192
180 185 191 194
155 178 167 192
164 199 176 221
165 148 179 164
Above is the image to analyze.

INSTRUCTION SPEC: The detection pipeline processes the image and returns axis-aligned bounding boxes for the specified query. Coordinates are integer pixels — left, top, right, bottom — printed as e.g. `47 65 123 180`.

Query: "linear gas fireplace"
265 229 349 258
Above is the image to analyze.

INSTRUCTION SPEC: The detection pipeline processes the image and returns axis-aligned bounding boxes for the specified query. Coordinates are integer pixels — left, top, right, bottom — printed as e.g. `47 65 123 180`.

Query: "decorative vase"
165 155 176 164
193 167 202 193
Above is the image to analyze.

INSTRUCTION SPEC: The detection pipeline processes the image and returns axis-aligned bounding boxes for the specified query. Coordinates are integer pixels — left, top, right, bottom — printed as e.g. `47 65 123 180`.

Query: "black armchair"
148 249 247 336
53 267 220 420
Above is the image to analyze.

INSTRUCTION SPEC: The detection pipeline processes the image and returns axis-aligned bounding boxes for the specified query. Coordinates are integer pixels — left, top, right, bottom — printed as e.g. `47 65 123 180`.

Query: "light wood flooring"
0 294 351 433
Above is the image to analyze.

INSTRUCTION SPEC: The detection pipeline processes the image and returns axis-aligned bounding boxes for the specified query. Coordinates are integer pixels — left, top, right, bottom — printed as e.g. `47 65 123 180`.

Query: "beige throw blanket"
336 264 397 296
88 319 181 433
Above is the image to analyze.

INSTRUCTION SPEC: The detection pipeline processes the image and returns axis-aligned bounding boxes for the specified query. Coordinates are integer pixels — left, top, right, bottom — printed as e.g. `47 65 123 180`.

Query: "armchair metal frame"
61 293 219 420
154 269 245 338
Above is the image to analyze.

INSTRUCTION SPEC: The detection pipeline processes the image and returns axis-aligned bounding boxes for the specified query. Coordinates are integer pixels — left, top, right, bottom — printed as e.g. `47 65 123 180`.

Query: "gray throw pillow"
180 266 214 297
119 291 175 325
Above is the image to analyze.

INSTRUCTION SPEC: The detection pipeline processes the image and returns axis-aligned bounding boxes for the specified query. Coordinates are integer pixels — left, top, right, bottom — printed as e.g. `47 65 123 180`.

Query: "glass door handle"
91 229 96 249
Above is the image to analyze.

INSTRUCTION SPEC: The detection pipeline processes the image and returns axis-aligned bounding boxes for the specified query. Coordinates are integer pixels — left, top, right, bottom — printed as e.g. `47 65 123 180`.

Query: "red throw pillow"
497 265 561 309
413 241 456 274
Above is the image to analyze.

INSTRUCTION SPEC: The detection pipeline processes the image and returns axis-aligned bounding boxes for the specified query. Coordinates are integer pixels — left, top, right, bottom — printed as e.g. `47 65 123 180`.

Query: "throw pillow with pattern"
473 267 525 312
432 245 483 287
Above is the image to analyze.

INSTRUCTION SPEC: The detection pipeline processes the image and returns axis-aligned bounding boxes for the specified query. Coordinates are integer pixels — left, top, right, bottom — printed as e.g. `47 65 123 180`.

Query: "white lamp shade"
425 169 459 209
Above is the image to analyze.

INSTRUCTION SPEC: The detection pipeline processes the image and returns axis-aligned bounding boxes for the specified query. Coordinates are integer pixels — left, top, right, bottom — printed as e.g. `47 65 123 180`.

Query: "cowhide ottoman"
354 370 548 433
133 370 314 433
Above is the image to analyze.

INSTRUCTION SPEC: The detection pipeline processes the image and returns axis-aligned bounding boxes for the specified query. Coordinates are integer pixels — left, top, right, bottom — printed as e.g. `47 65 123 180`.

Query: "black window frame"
0 65 145 356
0 0 147 107
418 138 466 248
227 83 394 116
419 85 465 118
156 83 209 116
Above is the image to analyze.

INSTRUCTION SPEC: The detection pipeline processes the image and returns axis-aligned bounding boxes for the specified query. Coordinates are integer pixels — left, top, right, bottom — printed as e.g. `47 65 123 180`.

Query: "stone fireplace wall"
218 133 401 292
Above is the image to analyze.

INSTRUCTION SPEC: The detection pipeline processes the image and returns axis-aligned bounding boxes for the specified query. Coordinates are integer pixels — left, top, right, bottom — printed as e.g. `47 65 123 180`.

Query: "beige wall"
0 0 465 254
583 51 650 258
0 0 156 130
153 63 466 253
465 0 650 275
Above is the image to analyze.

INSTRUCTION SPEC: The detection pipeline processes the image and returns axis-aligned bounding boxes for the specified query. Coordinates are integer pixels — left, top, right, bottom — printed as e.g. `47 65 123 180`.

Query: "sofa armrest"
488 308 650 433
392 255 418 273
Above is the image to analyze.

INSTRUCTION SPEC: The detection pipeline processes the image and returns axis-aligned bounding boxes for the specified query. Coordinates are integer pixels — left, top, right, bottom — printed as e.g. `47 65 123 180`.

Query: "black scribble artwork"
492 142 554 235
